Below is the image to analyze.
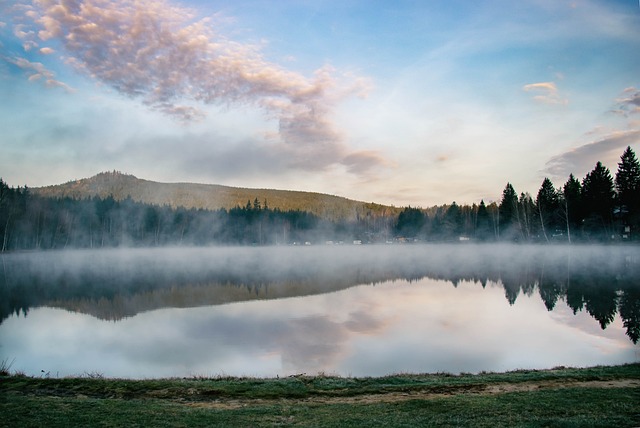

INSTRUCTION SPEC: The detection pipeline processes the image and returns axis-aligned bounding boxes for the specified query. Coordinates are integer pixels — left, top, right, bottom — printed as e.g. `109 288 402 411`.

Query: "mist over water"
1 244 639 378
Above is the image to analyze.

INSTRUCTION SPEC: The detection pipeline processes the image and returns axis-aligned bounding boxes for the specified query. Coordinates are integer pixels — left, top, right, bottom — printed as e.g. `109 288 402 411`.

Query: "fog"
2 243 639 323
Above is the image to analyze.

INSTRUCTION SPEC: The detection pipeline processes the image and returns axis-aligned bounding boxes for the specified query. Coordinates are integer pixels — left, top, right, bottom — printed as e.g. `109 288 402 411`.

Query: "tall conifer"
562 174 582 242
499 183 519 240
582 162 615 239
615 146 640 238
536 177 560 241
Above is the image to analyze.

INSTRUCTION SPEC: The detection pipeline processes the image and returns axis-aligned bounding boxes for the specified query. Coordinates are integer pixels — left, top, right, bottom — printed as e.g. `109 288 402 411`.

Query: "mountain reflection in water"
0 244 639 377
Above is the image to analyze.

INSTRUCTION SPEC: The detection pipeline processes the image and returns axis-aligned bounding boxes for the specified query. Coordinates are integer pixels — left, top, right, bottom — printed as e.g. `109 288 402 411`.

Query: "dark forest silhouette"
0 189 336 249
394 146 640 243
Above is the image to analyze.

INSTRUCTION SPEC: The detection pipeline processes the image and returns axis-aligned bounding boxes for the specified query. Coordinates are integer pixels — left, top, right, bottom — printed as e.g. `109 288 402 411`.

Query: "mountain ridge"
32 171 400 221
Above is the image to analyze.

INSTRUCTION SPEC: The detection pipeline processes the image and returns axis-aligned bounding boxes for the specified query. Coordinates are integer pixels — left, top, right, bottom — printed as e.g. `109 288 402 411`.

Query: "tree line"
1 146 639 249
0 188 340 250
395 146 640 242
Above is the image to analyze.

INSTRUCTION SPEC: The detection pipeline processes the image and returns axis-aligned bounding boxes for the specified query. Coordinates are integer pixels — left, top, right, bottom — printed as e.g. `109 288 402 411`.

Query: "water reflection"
1 279 636 378
0 244 639 377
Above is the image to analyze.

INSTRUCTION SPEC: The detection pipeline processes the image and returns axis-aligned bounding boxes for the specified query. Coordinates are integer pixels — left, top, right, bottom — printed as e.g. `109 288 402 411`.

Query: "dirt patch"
484 379 640 394
185 378 640 410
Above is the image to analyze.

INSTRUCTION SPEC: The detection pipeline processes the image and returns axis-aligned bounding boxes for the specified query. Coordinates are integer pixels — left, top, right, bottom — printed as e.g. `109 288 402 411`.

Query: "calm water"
1 245 639 378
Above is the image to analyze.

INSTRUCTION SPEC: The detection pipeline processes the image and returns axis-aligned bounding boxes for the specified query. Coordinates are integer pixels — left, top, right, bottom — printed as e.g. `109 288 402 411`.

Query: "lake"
1 244 638 378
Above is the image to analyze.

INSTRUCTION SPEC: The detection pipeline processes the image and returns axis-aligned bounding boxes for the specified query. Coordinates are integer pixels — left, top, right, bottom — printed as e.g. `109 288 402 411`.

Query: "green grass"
2 364 639 427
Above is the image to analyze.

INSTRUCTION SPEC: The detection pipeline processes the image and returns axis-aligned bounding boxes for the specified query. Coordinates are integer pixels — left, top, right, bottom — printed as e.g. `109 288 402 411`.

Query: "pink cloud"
12 0 386 174
6 56 73 91
522 81 568 105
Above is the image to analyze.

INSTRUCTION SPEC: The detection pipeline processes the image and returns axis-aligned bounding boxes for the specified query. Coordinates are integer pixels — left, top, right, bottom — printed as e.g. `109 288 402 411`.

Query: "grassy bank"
2 364 639 427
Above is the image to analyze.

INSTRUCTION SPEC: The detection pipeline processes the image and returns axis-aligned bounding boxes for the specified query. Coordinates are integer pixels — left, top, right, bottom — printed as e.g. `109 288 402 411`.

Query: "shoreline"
3 363 639 426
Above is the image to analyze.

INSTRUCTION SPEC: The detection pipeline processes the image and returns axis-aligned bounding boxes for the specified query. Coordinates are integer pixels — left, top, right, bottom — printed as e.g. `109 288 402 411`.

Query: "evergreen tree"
475 200 492 241
499 183 519 240
582 162 615 240
562 174 582 242
536 178 560 242
442 202 463 239
0 179 16 252
615 146 640 239
394 207 426 239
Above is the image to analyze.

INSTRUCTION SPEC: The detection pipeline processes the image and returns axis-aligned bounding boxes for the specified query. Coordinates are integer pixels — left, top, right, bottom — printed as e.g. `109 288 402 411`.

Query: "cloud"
104 132 356 179
342 151 394 174
4 56 73 91
178 307 388 374
12 22 39 51
546 89 640 183
612 87 640 116
544 129 640 179
11 0 386 175
522 81 568 105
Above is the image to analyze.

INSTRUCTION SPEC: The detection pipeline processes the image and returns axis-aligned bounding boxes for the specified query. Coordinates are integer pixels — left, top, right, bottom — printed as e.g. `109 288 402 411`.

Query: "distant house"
622 225 631 240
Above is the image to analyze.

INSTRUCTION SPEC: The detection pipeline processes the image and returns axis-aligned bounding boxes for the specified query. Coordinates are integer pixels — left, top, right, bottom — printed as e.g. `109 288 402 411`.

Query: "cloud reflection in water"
1 273 636 378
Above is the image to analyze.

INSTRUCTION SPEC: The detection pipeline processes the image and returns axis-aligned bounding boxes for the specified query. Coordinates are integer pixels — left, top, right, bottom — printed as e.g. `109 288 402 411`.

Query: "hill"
32 171 400 222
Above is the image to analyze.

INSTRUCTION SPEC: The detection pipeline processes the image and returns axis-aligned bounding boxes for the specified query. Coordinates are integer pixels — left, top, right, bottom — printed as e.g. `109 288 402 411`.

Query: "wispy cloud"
612 87 640 117
522 81 567 105
4 56 73 91
342 151 394 175
10 0 385 174
544 129 640 180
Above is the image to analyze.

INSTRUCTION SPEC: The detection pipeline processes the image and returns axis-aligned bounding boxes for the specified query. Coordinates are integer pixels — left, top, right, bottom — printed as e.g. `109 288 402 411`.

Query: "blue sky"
1 0 639 206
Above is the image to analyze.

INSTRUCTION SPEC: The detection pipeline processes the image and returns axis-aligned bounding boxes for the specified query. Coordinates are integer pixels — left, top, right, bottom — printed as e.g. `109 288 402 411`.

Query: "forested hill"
33 171 399 222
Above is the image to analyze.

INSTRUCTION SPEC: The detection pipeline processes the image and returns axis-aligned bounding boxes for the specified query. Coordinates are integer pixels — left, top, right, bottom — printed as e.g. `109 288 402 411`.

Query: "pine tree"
615 146 640 239
562 174 582 241
536 178 560 242
475 200 492 241
443 202 462 239
394 207 425 239
582 162 615 240
499 183 519 240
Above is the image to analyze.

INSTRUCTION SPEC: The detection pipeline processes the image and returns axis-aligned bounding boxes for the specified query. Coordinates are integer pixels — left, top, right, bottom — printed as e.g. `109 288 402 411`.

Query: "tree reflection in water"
1 244 639 343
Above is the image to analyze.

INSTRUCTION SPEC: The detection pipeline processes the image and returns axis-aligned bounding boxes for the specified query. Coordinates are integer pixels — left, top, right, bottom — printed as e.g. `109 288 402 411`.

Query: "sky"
1 0 639 206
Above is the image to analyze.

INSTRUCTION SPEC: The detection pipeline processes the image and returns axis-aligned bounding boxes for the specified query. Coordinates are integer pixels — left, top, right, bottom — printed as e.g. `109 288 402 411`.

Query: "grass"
1 364 639 427
0 358 15 377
